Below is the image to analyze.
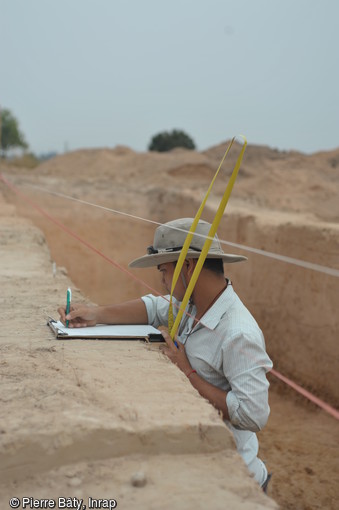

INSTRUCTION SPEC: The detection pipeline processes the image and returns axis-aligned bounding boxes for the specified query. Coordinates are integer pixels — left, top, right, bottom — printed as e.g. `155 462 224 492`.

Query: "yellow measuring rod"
168 135 247 339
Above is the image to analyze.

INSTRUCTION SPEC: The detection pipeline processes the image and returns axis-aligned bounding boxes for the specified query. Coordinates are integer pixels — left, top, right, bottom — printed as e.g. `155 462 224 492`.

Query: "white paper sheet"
49 321 162 339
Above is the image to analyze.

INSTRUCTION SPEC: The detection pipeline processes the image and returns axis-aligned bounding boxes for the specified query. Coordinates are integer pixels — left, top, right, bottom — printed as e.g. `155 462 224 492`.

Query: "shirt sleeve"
141 294 171 328
223 332 273 432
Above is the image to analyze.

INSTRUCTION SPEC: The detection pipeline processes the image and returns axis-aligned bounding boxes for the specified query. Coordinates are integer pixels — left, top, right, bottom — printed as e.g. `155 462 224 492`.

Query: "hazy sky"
1 0 338 155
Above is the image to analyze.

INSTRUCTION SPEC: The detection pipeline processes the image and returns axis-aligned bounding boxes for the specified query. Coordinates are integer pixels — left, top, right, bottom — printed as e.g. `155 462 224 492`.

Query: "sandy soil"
1 141 339 509
0 199 277 510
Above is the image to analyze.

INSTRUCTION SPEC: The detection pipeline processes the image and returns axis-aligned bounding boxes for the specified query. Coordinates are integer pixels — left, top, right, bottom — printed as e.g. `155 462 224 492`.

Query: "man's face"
158 262 187 300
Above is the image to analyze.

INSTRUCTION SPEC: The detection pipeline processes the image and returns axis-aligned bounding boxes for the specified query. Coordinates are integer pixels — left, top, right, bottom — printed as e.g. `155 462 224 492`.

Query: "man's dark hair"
203 258 224 274
173 258 224 274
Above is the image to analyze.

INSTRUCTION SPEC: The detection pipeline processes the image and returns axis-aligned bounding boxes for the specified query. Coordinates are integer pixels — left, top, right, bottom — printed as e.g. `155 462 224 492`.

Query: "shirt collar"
193 282 236 332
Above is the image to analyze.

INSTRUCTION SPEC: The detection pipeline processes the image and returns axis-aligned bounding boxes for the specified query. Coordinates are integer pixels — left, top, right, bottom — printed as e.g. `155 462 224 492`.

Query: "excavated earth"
1 141 338 509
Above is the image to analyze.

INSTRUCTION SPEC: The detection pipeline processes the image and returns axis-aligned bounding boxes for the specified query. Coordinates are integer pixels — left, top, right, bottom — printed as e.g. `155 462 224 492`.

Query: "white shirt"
142 282 273 485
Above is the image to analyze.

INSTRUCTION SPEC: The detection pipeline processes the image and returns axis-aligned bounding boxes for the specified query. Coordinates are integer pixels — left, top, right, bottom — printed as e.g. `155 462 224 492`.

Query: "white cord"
22 182 339 278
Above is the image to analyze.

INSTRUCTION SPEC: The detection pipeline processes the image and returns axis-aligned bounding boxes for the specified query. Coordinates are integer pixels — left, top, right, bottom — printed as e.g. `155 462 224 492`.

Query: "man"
58 218 273 490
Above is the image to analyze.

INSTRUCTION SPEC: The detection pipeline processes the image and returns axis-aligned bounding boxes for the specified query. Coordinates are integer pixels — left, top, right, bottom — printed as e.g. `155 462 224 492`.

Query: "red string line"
270 369 339 421
1 172 338 421
0 173 163 296
0 173 192 318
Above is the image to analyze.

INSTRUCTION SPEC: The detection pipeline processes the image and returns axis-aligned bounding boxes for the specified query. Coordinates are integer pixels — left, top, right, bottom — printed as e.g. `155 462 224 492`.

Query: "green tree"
148 129 196 152
0 108 28 157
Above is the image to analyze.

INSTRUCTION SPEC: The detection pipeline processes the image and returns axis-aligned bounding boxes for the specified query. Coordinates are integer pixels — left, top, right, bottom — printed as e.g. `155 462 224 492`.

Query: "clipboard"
47 319 164 342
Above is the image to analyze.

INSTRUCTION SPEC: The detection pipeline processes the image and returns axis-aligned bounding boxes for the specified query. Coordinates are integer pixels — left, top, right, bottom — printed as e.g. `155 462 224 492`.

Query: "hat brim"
129 250 247 268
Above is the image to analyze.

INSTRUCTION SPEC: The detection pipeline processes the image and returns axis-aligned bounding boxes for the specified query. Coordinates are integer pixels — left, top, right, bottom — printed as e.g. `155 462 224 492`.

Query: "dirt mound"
1 140 339 509
26 141 339 223
168 163 216 181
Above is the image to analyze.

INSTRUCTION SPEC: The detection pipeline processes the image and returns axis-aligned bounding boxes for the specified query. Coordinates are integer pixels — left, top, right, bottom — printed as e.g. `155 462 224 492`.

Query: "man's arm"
58 298 148 327
222 333 272 431
186 370 230 420
161 329 230 420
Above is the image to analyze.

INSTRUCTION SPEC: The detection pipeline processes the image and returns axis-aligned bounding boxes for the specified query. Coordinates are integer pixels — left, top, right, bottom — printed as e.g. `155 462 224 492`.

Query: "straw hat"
129 218 247 268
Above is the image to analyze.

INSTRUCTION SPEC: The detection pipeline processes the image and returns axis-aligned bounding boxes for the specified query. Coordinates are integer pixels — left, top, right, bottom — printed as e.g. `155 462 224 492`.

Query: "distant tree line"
1 108 197 161
0 108 28 157
148 129 196 152
0 108 58 164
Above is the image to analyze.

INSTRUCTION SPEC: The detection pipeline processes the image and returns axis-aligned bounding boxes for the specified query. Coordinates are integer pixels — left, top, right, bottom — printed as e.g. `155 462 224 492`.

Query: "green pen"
66 287 72 327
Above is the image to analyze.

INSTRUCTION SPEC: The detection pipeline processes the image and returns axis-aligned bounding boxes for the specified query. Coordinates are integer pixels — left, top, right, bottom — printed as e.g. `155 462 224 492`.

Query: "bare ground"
1 142 338 509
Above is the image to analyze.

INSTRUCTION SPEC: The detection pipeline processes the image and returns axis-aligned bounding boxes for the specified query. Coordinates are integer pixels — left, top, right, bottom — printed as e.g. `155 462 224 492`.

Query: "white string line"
23 182 339 278
5 177 339 419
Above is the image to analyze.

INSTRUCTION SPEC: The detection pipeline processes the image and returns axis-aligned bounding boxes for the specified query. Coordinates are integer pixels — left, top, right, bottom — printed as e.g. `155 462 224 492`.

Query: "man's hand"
57 303 98 328
160 327 192 375
160 329 229 420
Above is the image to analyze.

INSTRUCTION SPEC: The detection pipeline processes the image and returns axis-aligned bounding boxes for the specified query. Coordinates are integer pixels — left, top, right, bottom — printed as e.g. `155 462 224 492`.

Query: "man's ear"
186 258 197 277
